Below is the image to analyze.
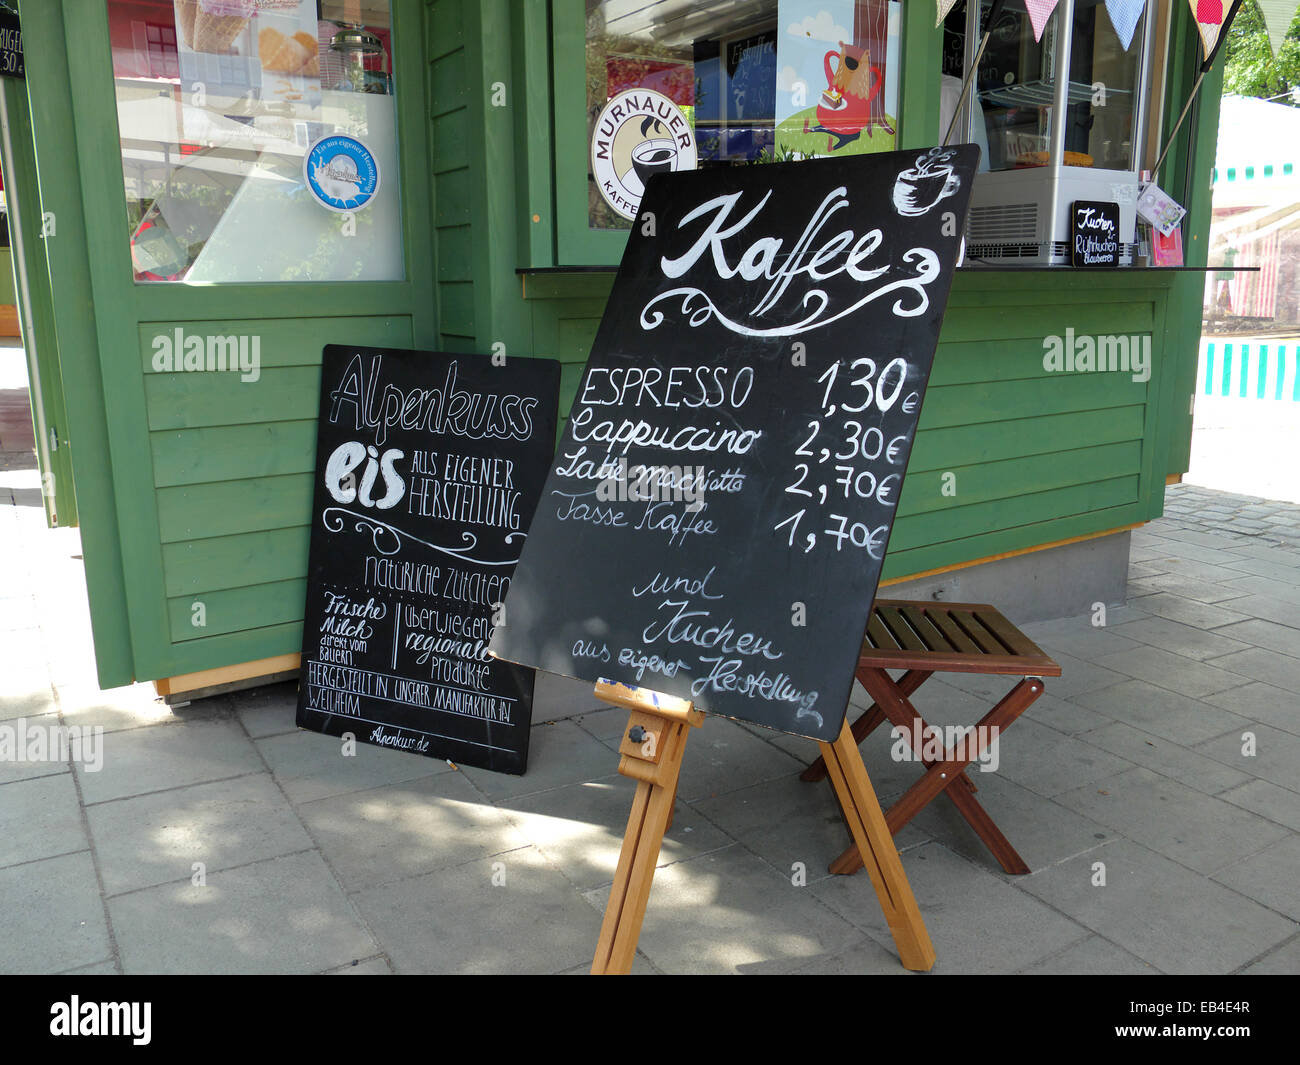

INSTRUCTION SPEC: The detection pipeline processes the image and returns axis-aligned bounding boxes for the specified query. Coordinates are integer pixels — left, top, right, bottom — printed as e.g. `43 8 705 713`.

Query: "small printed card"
1152 222 1184 267
1137 182 1187 237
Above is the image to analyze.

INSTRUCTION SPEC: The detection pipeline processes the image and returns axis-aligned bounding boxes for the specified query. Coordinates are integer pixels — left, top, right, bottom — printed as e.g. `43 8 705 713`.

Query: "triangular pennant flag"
1257 0 1300 57
1187 0 1226 55
1025 0 1062 41
1105 0 1148 49
937 0 960 27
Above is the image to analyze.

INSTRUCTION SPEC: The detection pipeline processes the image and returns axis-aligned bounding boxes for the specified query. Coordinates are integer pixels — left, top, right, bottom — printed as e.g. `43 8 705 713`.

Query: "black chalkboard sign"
0 11 21 81
297 345 560 774
490 146 978 742
1071 200 1120 268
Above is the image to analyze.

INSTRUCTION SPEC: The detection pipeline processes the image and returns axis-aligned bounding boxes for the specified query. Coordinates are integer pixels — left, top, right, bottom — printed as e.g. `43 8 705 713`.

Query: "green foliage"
1223 0 1300 99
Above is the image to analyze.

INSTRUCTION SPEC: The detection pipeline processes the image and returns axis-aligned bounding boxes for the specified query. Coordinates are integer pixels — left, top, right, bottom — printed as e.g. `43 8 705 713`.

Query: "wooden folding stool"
802 600 1061 876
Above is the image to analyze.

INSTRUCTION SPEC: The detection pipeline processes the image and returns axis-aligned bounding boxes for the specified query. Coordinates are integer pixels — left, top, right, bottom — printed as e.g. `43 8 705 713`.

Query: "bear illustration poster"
775 1 900 160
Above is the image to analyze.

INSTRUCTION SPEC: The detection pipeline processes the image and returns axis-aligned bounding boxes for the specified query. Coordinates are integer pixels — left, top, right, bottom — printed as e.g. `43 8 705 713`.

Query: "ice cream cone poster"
775 0 900 160
305 134 380 212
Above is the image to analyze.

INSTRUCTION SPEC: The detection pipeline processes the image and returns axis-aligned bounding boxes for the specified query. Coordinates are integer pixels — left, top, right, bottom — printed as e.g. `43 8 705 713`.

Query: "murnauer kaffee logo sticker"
591 89 698 221
305 134 381 213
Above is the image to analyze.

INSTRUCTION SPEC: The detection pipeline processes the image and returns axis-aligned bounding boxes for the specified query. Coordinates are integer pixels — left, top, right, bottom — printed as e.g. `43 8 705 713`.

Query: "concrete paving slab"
1022 692 1112 736
1070 680 1248 745
789 931 923 974
1217 573 1300 606
990 717 1135 798
110 850 378 975
0 772 88 869
54 681 175 734
87 773 314 896
531 672 606 723
0 680 57 721
297 770 529 892
1221 555 1300 586
1094 645 1249 699
1025 625 1144 662
1127 592 1252 630
230 681 298 739
1122 572 1251 605
0 851 111 975
1203 682 1300 738
1212 836 1300 922
356 845 599 974
1206 647 1300 696
1217 779 1300 832
255 728 449 805
907 771 1116 873
663 716 805 804
323 956 392 974
593 843 865 974
60 960 120 975
1054 767 1289 876
1219 593 1300 631
501 773 731 891
1142 556 1250 586
1081 721 1252 796
1213 619 1300 662
1195 722 1300 792
812 841 1086 974
1018 839 1297 973
1111 616 1252 661
458 719 629 802
75 718 264 805
692 770 928 884
1017 934 1159 974
0 711 70 785
1239 935 1300 974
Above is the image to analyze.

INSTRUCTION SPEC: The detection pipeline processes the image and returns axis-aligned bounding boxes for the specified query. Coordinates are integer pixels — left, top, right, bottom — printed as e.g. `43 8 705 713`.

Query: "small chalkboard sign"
1071 200 1120 268
297 346 560 774
0 11 21 81
490 146 978 742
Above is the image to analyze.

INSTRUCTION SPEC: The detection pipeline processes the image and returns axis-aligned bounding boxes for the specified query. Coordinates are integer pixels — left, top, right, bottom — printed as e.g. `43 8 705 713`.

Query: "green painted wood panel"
162 526 310 598
908 405 1146 470
156 474 313 544
151 421 317 489
167 581 305 643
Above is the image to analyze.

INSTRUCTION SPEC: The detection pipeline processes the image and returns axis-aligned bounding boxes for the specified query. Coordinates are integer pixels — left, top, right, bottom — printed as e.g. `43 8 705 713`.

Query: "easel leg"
591 713 693 975
818 719 936 972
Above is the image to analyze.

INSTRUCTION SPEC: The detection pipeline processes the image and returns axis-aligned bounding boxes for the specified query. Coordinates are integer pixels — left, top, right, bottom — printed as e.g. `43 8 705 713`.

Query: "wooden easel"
589 680 936 975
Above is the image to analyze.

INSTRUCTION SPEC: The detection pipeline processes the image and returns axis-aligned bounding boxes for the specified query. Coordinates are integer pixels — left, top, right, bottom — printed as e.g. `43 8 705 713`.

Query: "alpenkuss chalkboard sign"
297 346 559 774
490 146 978 742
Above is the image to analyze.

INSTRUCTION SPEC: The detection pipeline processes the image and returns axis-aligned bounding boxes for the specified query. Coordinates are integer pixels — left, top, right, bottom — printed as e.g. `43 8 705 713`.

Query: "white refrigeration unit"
944 0 1160 266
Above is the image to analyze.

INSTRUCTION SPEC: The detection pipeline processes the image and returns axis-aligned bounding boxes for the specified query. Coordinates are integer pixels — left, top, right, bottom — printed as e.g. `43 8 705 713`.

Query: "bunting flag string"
1257 0 1300 57
1025 0 1062 41
1188 0 1228 55
936 0 960 27
1104 0 1148 50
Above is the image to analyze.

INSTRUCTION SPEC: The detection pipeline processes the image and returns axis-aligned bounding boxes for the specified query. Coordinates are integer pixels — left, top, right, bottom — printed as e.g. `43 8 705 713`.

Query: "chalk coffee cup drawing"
892 162 960 217
630 138 677 191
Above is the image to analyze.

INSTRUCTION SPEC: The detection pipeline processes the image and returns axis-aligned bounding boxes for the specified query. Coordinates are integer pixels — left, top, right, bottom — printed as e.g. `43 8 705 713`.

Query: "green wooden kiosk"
2 0 1225 698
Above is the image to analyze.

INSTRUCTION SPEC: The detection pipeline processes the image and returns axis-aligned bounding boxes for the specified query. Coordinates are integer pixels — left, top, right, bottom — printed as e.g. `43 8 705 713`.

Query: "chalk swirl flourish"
322 508 524 566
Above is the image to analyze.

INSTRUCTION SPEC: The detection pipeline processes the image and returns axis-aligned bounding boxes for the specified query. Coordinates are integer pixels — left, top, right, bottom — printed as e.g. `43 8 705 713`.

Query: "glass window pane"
110 0 403 283
1066 0 1143 171
975 1 1062 172
585 0 900 231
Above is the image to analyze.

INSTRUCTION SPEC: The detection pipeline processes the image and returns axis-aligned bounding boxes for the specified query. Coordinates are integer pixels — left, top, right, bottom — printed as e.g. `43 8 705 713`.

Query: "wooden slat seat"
803 598 1062 877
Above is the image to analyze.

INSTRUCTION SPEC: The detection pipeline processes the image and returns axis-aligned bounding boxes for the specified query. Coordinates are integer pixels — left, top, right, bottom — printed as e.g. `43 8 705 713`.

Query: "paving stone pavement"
2 467 1299 974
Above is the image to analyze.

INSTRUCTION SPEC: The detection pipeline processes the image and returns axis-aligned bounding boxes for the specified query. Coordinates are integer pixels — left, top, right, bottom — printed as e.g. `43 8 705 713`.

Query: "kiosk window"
584 0 901 231
109 0 402 283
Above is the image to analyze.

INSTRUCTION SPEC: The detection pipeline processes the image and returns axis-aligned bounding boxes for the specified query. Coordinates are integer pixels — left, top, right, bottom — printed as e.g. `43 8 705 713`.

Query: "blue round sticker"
304 135 381 213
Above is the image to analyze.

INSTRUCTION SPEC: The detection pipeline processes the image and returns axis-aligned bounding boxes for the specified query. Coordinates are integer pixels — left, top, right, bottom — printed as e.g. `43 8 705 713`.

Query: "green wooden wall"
14 0 1219 687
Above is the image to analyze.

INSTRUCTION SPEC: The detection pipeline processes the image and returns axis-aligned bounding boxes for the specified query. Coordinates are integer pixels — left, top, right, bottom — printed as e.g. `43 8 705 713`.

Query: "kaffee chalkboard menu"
490 146 978 742
297 346 559 774
1071 200 1120 268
